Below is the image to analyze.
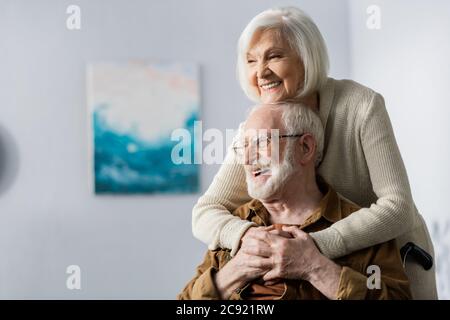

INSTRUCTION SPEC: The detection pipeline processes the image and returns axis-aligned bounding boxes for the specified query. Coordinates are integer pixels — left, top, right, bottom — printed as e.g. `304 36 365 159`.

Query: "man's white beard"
246 147 296 201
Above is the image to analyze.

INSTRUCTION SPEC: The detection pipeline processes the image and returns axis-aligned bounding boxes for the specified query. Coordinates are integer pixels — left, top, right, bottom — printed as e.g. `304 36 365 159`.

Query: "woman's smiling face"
246 28 305 104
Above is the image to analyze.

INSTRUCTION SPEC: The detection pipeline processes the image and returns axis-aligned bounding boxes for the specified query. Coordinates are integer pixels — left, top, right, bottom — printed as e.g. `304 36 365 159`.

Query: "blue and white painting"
87 61 200 194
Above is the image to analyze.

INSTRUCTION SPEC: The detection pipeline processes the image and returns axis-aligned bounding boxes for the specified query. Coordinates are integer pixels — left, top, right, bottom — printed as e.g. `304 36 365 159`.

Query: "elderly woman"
192 6 437 299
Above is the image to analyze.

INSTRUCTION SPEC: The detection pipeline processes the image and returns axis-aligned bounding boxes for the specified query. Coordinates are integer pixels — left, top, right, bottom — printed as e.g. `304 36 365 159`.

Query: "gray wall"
0 0 351 298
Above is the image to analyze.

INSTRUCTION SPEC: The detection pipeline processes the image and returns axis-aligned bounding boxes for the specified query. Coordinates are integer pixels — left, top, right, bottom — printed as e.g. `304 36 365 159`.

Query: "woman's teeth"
261 81 282 90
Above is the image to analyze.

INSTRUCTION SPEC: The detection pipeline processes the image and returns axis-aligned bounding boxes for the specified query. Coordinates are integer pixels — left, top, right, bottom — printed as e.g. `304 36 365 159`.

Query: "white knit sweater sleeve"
192 123 255 255
310 93 416 258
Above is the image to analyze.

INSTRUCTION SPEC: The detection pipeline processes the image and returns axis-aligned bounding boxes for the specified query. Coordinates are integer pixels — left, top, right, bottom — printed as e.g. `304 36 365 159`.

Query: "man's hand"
214 245 272 299
258 226 325 282
253 225 342 299
237 225 343 299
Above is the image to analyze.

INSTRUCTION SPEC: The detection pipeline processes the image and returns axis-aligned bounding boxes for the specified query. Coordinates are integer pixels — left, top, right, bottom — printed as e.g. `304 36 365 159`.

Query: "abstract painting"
87 61 200 194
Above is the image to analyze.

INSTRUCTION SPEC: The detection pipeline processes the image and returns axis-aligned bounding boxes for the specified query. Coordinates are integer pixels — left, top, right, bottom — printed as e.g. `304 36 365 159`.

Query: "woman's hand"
240 226 274 258
261 226 325 282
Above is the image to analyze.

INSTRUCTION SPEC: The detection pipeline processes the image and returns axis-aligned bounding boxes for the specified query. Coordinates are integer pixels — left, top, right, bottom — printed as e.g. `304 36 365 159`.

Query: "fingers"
262 269 280 282
248 226 274 235
248 229 282 244
269 228 293 239
282 225 306 238
242 226 273 243
230 255 272 282
240 228 287 259
236 254 273 277
263 279 281 286
242 236 271 250
246 256 273 269
241 241 272 258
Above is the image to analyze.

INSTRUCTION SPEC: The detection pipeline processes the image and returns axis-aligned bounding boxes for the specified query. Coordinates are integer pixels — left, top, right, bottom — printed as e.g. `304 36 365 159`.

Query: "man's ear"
299 134 316 165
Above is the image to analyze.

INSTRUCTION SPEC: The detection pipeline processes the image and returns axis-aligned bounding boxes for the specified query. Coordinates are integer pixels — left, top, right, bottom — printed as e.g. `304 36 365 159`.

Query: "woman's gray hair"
237 6 329 102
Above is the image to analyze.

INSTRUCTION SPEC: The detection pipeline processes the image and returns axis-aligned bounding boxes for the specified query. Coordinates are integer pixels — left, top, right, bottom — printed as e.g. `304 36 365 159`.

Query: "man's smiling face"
243 106 296 201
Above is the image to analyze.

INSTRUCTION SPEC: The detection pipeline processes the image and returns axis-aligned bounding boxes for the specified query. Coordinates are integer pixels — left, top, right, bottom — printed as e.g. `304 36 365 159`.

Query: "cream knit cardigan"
192 77 422 259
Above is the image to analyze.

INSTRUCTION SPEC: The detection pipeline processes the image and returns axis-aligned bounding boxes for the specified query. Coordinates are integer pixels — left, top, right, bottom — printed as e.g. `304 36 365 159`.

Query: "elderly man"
178 103 412 300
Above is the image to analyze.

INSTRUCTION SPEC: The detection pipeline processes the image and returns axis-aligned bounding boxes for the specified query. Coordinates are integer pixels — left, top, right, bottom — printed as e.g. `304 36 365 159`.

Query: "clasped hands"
214 225 341 299
238 225 323 285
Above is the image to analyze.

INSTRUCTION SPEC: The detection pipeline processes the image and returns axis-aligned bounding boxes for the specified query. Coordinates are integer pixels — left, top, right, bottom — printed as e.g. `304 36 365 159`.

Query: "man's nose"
244 145 259 166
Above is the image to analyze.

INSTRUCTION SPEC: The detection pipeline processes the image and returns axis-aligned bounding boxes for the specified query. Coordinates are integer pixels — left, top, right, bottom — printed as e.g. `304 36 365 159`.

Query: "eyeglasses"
232 133 305 157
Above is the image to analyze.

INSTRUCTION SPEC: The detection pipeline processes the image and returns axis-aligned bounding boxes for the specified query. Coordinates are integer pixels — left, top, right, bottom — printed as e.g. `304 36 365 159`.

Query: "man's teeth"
261 81 281 90
254 168 270 177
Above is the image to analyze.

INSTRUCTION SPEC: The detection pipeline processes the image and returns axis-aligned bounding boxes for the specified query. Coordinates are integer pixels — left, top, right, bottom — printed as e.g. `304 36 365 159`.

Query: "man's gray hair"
237 6 330 102
246 103 324 167
280 103 324 167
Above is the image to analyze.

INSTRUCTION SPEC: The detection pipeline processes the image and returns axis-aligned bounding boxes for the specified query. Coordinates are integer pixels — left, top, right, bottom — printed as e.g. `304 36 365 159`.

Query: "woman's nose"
256 62 272 78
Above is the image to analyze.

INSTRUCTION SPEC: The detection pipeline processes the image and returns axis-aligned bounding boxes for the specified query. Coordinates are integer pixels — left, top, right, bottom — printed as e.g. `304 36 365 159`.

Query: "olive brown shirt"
179 180 412 300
